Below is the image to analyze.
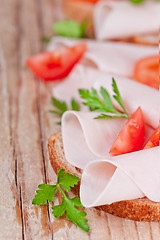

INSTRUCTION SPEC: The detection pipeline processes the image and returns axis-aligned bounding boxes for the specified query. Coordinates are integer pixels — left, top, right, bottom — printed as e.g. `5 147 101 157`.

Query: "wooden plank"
0 0 56 239
13 0 53 238
150 222 160 240
136 222 153 240
0 0 23 239
122 219 139 240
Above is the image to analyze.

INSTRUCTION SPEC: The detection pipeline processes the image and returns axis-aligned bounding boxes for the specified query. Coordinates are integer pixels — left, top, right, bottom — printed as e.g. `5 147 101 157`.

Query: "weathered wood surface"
0 0 160 239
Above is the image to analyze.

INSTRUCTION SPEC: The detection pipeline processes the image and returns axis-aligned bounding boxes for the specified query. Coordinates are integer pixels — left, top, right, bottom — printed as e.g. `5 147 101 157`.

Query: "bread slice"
48 132 160 221
64 0 158 45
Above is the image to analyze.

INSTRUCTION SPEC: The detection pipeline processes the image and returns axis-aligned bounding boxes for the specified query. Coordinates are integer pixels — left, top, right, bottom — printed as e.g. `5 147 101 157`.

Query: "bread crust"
64 0 158 46
48 132 160 221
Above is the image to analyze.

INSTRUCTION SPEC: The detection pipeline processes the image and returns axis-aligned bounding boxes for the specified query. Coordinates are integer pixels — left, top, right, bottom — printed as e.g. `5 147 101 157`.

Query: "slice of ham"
62 111 155 169
94 1 160 40
80 147 160 207
62 111 128 168
54 66 159 129
52 65 100 108
48 37 157 76
50 37 160 205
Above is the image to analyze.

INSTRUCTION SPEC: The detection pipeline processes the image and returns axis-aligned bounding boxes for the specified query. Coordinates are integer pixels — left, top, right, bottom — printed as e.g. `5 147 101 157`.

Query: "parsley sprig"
53 20 88 39
79 78 129 119
50 97 79 124
32 169 89 232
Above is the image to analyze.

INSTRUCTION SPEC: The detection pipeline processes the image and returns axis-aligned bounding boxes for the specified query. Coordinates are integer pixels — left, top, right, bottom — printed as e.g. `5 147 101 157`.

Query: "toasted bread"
48 132 160 221
64 0 158 45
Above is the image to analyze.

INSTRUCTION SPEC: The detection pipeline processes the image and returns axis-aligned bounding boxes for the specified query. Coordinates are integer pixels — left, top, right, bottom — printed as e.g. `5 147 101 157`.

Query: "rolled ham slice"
48 37 157 76
62 111 128 168
62 111 155 169
94 1 160 40
80 147 160 207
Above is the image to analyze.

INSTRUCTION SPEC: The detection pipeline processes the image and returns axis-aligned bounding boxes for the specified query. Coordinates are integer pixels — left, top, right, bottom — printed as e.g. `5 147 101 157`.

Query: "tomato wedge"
143 126 159 149
27 43 87 81
133 55 159 89
109 107 145 156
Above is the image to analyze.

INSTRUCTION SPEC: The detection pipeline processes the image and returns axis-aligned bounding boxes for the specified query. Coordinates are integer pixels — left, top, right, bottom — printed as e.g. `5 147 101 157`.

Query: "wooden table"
0 0 160 239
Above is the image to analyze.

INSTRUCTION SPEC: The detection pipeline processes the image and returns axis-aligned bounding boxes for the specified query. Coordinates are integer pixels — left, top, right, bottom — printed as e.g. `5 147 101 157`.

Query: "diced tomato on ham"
133 55 159 89
27 43 87 81
143 126 159 149
109 107 145 156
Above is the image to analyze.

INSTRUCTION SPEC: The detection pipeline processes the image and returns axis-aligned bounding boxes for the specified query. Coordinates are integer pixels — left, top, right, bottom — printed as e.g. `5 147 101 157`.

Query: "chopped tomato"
109 107 145 156
133 55 159 89
27 43 87 81
143 126 159 149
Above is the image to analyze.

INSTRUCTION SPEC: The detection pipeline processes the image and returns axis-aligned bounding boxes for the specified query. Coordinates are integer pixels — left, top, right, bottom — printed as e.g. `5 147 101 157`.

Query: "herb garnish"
50 97 79 124
32 169 89 232
41 37 51 43
130 0 160 3
53 20 88 38
79 78 129 119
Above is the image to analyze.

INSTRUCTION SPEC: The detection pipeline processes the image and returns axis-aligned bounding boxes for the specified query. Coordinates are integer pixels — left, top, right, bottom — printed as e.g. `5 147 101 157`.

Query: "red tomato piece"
143 126 159 149
109 107 145 156
133 55 159 89
27 43 87 81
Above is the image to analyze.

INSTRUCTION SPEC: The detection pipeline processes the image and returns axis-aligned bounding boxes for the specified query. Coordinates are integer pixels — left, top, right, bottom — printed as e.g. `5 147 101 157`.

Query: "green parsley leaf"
50 97 80 124
129 0 144 3
57 169 79 192
42 37 51 43
71 98 80 111
32 169 89 232
79 78 129 119
112 78 129 118
51 97 68 116
53 20 87 38
52 193 89 232
32 184 57 205
130 0 160 5
94 113 117 119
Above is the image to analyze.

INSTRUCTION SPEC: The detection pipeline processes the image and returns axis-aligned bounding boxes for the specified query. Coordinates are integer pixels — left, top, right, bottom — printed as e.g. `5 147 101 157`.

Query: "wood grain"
0 0 159 239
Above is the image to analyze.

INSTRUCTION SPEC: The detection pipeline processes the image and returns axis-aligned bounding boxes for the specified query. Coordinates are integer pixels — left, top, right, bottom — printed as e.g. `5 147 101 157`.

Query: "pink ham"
80 147 160 207
54 66 158 129
62 111 155 169
48 37 157 76
94 1 160 40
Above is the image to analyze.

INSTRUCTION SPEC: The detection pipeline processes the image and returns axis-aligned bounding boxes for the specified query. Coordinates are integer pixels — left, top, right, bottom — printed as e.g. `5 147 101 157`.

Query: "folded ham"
62 111 155 169
61 110 159 206
54 66 159 129
80 147 160 207
94 1 160 40
62 111 128 168
51 38 159 206
48 37 157 76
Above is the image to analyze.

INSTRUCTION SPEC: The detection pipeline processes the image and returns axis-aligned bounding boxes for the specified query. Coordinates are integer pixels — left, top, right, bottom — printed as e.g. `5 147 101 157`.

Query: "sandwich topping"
49 39 159 206
31 38 159 231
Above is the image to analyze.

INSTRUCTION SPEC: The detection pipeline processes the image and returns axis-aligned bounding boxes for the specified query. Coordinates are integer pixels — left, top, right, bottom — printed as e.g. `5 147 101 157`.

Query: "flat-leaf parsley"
32 169 89 232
